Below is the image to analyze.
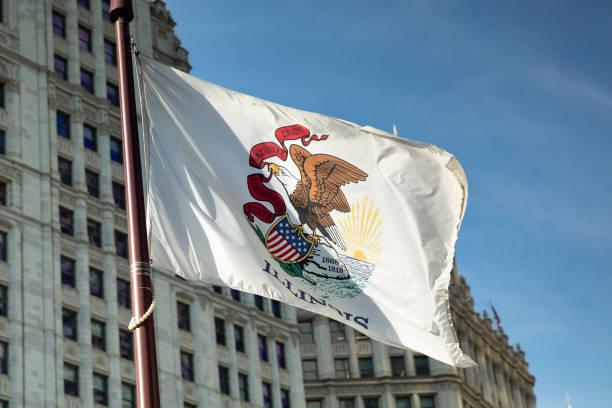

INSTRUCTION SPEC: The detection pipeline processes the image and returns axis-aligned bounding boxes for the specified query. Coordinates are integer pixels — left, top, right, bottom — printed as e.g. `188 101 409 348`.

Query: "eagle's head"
268 163 299 195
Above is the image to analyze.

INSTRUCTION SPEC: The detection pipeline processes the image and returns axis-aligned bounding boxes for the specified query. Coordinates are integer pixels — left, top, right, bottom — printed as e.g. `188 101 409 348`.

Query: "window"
93 373 108 405
0 130 4 155
396 397 411 408
238 373 249 402
57 111 70 138
110 136 123 163
81 69 93 93
0 285 7 316
281 388 290 408
330 321 345 343
359 358 374 378
64 363 79 396
307 401 322 408
177 301 190 331
83 124 97 150
302 359 318 381
0 231 5 262
60 268 75 301
78 26 91 51
218 366 229 395
184 403 197 408
271 299 281 318
107 82 119 106
299 321 314 344
91 319 106 351
363 398 379 408
77 0 90 9
102 0 110 21
62 309 77 340
230 289 240 301
85 169 99 197
414 355 430 376
420 396 435 408
115 230 128 258
390 356 406 377
52 11 65 37
59 207 73 235
122 383 136 408
276 341 286 368
254 294 264 310
54 55 68 80
262 382 272 408
212 285 222 294
112 182 125 210
0 181 4 206
119 329 133 360
181 351 194 381
117 278 131 308
90 268 103 297
334 358 349 379
104 40 116 65
215 317 225 345
87 219 101 247
257 335 268 361
58 157 72 186
234 325 244 352
0 342 6 374
339 399 355 408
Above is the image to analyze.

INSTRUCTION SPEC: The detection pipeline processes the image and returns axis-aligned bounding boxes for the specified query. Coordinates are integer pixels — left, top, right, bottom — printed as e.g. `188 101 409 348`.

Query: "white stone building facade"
0 1 535 408
297 266 536 408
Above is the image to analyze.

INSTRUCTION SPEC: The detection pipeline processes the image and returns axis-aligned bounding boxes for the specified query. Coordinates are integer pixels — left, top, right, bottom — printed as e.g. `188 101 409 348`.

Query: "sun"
338 196 382 263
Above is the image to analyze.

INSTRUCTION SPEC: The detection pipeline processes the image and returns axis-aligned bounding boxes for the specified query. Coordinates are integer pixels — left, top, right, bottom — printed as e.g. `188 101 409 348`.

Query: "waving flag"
137 55 475 367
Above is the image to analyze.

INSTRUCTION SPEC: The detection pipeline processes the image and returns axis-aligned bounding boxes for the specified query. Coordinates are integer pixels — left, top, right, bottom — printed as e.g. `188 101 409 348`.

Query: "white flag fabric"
138 55 475 367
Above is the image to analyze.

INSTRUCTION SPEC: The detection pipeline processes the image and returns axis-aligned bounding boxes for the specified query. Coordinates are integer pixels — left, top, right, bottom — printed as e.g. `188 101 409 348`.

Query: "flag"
490 300 501 329
137 55 475 367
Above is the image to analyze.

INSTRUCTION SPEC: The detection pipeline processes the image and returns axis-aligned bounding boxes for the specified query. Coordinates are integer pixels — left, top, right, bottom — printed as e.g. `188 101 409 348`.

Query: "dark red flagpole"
110 1 160 407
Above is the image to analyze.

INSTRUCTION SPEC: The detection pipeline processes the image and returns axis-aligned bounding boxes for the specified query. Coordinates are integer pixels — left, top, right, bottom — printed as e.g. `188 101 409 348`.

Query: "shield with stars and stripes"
265 214 314 264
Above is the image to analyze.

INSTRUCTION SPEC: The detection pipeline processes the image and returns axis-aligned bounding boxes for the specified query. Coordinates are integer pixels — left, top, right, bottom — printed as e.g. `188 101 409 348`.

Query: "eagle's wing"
303 154 368 212
289 145 312 209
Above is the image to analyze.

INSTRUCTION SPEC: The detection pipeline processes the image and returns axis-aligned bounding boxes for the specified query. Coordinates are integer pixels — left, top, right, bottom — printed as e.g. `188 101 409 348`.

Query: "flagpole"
110 1 160 407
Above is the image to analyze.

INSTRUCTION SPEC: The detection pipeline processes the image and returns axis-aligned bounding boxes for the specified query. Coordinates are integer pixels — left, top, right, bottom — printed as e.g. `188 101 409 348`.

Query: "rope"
128 261 157 331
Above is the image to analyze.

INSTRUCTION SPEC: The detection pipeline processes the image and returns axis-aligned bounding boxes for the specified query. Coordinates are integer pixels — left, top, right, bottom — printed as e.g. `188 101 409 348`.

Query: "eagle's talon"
311 232 320 246
292 224 304 235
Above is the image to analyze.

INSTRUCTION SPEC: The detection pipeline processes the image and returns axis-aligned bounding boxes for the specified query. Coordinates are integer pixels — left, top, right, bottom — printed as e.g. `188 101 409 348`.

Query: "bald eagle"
269 144 368 250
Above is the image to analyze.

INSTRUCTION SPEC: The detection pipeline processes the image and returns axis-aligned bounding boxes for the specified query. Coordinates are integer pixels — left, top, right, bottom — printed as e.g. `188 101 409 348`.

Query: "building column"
5 81 21 159
244 312 263 407
313 316 333 379
356 395 365 408
346 327 359 378
266 336 281 408
476 347 492 402
8 225 24 406
372 342 390 378
411 394 421 408
286 332 305 408
65 0 80 86
437 388 462 408
404 350 415 376
226 320 240 407
199 299 221 408
75 213 93 408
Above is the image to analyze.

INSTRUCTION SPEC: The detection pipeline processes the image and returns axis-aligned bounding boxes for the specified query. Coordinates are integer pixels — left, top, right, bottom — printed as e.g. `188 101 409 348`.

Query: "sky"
163 1 612 406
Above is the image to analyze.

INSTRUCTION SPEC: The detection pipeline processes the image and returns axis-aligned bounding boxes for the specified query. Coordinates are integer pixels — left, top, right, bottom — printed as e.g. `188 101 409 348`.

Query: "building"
0 0 303 407
0 1 535 407
297 266 536 408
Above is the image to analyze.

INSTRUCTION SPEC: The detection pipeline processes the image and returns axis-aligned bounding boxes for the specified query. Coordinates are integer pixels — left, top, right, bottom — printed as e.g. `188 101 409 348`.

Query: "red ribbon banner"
244 124 328 223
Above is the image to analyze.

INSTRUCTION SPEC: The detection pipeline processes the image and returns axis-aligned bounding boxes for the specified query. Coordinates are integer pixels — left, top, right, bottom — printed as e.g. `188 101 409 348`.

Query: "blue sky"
164 1 612 406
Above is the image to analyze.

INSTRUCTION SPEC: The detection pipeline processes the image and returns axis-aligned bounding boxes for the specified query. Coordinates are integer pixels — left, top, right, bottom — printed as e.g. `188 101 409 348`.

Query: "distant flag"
490 299 501 330
137 55 475 367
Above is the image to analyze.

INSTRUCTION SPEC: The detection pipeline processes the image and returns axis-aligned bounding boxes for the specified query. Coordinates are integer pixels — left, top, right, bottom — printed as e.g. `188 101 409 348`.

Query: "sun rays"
338 196 382 263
